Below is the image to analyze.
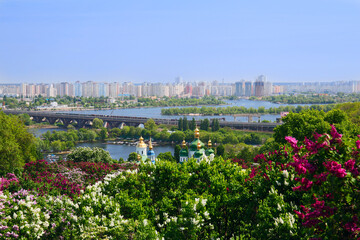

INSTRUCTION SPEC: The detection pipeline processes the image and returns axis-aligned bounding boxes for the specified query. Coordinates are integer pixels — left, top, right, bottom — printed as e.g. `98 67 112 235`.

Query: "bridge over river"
2 110 281 132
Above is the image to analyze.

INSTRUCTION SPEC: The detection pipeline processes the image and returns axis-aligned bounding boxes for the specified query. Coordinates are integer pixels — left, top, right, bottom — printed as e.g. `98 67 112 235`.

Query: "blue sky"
0 0 359 83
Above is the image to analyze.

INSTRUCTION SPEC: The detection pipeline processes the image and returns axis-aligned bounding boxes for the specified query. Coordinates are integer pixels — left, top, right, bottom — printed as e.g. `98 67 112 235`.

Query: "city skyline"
2 77 360 98
1 0 360 83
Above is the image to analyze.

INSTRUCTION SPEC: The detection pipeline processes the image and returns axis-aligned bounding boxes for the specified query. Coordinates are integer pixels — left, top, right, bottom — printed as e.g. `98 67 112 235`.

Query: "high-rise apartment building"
235 80 245 96
254 75 266 97
75 81 82 97
82 81 93 97
244 81 252 97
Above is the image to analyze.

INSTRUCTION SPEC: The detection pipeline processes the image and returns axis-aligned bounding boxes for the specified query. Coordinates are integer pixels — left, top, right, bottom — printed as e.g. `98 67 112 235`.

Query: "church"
135 127 215 164
179 127 215 163
136 136 156 164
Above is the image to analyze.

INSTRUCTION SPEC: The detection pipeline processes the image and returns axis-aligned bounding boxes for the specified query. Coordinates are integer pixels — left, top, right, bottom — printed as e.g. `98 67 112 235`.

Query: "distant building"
179 128 215 163
135 136 156 164
235 80 245 96
244 81 252 97
254 75 265 97
75 81 82 97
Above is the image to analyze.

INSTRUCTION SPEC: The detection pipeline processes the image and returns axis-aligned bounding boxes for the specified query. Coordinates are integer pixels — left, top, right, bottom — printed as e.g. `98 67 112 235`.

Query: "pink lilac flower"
293 178 313 191
344 159 360 177
330 125 342 139
285 136 300 152
356 136 360 149
344 159 355 171
324 161 347 178
313 173 329 185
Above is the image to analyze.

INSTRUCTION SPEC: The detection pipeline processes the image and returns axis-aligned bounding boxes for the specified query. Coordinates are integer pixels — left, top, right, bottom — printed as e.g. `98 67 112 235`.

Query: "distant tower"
254 75 266 97
193 141 205 163
189 127 204 158
179 140 189 163
244 81 252 97
205 139 215 157
136 136 147 161
147 138 156 164
235 80 245 96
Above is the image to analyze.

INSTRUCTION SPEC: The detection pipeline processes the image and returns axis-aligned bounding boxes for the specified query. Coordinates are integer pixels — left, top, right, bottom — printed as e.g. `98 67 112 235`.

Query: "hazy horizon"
1 0 359 84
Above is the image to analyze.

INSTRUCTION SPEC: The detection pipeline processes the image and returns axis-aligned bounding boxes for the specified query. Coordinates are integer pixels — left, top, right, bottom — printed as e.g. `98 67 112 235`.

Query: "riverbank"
27 124 60 129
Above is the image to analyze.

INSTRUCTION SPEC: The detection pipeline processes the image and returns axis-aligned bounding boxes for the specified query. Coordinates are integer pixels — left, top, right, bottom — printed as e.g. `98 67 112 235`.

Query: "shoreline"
27 124 60 129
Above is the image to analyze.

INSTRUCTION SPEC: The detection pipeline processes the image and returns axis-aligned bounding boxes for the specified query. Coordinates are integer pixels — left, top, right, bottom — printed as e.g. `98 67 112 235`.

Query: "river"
59 99 305 122
31 99 303 160
76 142 174 160
30 128 175 160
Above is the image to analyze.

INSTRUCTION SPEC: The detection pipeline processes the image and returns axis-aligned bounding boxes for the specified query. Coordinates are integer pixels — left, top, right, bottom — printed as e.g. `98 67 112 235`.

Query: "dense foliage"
39 128 103 152
258 93 360 104
1 125 359 239
67 147 114 163
336 102 360 125
111 125 269 146
0 112 38 174
161 104 335 116
274 109 360 144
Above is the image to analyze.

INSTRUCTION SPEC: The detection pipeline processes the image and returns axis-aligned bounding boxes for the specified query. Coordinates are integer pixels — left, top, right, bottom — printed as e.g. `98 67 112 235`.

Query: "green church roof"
193 149 205 159
205 148 215 156
180 148 188 157
190 139 205 151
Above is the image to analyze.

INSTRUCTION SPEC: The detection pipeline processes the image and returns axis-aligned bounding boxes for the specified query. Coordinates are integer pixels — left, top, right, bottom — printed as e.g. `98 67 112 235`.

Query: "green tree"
189 118 196 130
174 145 181 163
183 117 189 131
86 130 97 142
51 140 63 152
92 118 104 129
144 119 158 131
178 118 183 131
0 112 37 174
324 109 348 124
211 119 220 131
157 152 176 162
274 110 331 144
216 144 225 157
67 147 113 163
200 119 210 131
127 152 138 162
110 128 122 138
99 128 108 140
169 131 186 142
18 113 32 126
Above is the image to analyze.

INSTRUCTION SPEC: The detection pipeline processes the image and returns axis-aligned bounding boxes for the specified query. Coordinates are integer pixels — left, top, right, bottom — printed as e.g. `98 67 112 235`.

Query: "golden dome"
197 141 201 150
208 139 212 148
182 139 187 148
149 138 153 150
194 127 200 139
137 136 147 148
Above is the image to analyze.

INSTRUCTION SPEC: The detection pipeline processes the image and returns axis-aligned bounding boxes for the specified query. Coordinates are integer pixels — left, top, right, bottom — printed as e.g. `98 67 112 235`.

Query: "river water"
30 128 174 160
31 99 304 160
59 99 305 122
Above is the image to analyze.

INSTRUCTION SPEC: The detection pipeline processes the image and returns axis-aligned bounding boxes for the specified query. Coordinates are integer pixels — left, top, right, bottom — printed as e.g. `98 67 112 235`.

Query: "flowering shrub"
0 160 138 198
1 125 359 239
250 125 360 239
0 173 19 192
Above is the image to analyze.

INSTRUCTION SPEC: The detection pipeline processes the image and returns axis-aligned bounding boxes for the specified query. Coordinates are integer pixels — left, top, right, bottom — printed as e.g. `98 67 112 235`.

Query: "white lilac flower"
282 170 289 178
